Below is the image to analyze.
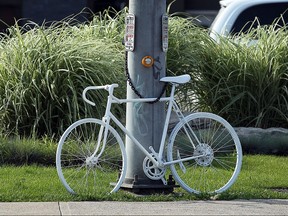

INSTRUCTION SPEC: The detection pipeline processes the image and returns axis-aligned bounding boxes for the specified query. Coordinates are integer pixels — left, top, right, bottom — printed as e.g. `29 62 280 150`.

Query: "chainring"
143 154 166 180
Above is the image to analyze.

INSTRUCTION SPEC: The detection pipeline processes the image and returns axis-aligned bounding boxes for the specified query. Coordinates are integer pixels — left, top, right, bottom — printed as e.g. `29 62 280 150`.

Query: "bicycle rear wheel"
167 112 242 194
56 118 127 196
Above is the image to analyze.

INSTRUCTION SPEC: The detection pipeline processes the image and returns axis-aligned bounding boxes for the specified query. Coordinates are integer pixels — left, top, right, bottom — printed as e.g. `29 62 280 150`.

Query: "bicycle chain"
125 51 167 104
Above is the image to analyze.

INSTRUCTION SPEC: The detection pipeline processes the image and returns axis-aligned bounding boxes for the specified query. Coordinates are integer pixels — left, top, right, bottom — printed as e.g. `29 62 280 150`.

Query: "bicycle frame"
57 74 242 195
83 83 203 169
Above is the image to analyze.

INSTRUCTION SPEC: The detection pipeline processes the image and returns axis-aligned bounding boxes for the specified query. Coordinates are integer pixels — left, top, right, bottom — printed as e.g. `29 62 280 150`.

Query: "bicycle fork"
86 93 114 167
85 116 111 167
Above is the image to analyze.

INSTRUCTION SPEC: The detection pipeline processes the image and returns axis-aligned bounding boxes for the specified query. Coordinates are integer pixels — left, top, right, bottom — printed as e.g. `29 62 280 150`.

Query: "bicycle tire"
56 118 127 195
167 112 242 194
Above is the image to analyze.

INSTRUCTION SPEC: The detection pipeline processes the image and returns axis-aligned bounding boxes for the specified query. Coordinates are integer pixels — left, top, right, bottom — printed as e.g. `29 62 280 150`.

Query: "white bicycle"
56 74 242 195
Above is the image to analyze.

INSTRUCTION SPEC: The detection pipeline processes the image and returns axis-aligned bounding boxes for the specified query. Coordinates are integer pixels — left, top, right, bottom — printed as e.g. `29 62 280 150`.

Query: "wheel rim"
168 112 242 194
56 118 126 196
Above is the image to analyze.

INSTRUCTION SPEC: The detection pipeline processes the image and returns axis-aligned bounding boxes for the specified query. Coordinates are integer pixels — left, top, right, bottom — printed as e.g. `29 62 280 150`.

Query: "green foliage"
0 10 126 137
0 155 287 201
167 17 208 111
191 24 288 128
0 165 74 202
0 136 56 165
0 8 287 138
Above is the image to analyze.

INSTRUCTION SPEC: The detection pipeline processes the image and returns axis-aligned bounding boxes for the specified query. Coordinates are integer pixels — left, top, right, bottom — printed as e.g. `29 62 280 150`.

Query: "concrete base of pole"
121 175 178 194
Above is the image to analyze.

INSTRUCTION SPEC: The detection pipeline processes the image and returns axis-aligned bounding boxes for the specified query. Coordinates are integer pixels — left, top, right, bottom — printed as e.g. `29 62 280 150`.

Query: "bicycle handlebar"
82 74 191 106
82 84 119 106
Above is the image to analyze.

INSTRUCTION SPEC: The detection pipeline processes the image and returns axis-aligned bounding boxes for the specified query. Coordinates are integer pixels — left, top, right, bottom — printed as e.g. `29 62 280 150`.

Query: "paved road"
0 199 287 215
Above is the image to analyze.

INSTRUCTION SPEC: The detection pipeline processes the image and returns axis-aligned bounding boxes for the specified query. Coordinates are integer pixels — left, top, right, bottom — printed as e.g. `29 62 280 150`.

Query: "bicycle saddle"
160 74 191 84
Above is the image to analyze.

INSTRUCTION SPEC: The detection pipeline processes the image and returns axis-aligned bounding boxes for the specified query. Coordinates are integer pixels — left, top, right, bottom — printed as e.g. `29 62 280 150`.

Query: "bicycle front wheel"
167 112 242 194
56 118 127 196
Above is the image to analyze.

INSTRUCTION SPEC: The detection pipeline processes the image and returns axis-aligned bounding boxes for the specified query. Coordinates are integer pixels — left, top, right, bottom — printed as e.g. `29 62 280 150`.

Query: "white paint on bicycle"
177 149 186 173
143 153 166 183
86 156 98 167
193 144 214 167
57 74 242 195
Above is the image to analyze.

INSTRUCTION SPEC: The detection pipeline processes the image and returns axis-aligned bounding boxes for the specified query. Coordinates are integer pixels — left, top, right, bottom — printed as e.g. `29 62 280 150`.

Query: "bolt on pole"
122 0 173 193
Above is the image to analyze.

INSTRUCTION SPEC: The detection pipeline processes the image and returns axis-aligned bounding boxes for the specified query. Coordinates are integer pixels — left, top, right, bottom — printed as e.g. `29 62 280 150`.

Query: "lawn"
0 155 287 202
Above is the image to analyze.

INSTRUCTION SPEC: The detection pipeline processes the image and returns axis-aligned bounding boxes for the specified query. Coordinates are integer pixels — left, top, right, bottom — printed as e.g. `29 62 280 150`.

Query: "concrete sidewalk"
0 199 287 215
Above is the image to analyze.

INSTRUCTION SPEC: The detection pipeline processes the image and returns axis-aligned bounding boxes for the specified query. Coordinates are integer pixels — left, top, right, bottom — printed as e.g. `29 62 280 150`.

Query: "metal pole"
122 0 172 193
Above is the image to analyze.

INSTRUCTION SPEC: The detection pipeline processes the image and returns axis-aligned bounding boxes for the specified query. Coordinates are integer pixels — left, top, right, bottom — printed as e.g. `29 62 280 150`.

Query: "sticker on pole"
162 14 169 52
125 14 136 51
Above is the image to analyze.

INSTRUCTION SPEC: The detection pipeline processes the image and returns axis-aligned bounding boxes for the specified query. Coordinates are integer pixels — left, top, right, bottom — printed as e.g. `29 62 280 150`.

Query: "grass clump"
0 10 126 137
0 135 56 165
0 8 287 138
191 23 288 128
167 16 288 129
167 17 208 111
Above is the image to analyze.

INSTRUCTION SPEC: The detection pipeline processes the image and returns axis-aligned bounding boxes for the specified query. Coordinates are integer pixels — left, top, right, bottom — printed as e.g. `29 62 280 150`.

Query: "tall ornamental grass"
167 16 208 110
192 23 288 128
0 10 126 137
0 9 287 138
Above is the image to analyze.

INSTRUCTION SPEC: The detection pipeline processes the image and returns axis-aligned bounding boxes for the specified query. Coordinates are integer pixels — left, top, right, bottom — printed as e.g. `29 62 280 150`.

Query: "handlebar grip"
82 84 119 106
82 86 98 106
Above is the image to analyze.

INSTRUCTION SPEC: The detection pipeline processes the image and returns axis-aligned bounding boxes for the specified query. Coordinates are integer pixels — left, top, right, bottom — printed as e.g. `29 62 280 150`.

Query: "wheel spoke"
167 112 242 194
56 119 127 195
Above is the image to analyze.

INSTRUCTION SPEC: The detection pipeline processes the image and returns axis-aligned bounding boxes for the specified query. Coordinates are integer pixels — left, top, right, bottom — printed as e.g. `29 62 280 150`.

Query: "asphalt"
0 199 287 215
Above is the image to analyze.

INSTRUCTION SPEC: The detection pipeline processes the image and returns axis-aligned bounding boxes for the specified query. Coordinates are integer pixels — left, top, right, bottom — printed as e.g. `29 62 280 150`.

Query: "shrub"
0 135 56 165
192 24 288 128
0 11 126 137
0 9 287 139
167 16 208 111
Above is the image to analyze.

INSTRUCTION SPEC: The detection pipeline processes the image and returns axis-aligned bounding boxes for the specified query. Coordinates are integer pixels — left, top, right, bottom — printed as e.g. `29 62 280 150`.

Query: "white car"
209 0 288 40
